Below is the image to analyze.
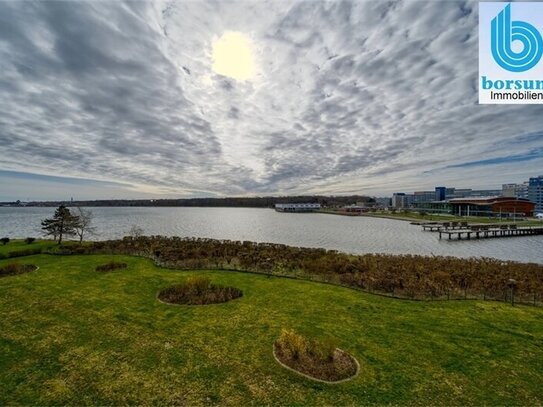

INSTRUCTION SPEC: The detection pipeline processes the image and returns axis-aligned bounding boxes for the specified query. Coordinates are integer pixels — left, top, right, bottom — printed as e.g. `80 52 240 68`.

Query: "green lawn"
0 239 56 256
1 252 542 405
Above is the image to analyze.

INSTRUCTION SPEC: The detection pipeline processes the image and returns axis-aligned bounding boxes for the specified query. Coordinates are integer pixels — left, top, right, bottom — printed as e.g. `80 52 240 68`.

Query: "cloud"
0 0 542 200
443 148 543 169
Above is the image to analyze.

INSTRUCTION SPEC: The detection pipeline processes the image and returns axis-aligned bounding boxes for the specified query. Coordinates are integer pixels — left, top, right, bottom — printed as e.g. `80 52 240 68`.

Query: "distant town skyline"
1 1 542 201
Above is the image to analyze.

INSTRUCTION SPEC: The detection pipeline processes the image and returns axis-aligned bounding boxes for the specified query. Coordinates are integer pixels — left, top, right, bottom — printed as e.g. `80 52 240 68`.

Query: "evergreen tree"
41 205 79 244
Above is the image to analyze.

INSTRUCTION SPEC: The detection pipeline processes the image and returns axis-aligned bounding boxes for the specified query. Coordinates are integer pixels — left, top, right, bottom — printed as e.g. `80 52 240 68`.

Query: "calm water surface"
1 206 542 263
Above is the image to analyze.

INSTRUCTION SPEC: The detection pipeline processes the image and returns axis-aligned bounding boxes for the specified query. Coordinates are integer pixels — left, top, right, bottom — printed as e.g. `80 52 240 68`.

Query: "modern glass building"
448 197 535 217
528 176 543 213
414 201 452 214
435 186 446 201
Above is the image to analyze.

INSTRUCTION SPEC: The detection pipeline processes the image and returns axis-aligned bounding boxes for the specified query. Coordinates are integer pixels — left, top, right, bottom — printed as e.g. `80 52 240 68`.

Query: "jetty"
421 221 468 231
439 225 543 240
437 225 543 240
418 221 543 240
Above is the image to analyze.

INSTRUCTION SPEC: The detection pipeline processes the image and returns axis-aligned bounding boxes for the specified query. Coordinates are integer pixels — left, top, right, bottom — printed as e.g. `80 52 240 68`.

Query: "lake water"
1 206 542 263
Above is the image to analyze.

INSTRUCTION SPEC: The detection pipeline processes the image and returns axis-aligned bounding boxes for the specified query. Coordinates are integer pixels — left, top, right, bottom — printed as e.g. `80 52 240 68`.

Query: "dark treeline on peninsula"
3 195 374 208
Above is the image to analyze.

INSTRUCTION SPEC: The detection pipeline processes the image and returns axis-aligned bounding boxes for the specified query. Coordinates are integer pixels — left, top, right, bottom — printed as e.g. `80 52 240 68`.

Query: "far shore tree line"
3 195 375 208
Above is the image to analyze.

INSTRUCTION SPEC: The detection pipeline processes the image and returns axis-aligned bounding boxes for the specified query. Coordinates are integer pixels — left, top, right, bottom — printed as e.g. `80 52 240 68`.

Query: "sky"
0 0 542 201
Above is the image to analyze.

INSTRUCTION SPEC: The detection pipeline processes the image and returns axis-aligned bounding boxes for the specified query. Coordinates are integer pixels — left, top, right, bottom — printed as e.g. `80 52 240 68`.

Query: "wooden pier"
418 221 543 240
421 221 468 231
438 225 543 240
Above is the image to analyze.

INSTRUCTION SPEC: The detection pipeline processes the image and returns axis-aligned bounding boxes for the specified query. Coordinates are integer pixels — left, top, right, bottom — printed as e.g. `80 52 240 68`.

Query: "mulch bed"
273 343 359 383
158 284 243 305
95 262 127 272
0 264 38 277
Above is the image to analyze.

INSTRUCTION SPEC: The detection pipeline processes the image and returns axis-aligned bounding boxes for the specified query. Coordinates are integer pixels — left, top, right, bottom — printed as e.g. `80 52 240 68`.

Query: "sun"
212 32 256 81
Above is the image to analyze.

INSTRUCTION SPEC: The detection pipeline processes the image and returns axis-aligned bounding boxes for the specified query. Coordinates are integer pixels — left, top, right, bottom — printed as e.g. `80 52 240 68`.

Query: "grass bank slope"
1 254 542 405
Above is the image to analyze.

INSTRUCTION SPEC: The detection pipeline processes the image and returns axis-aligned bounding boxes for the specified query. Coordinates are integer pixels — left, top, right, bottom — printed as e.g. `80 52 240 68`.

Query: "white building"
275 203 321 212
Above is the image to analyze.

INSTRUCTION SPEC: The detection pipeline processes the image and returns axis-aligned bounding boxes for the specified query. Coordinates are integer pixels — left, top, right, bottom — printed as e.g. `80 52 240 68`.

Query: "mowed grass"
0 239 57 255
1 253 542 405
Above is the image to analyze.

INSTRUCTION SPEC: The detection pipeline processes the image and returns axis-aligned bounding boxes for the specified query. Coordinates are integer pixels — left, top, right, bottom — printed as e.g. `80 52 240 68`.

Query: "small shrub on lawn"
24 237 36 244
276 329 336 362
186 276 212 293
0 262 36 277
276 329 309 360
95 262 127 272
314 336 338 362
1 237 9 245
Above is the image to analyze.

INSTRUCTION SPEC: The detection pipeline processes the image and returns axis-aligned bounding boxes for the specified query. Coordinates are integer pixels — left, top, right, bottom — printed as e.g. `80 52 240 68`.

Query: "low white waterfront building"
275 203 321 212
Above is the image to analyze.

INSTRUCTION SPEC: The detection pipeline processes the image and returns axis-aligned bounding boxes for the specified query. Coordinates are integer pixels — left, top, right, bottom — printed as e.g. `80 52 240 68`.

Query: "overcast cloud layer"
0 0 542 201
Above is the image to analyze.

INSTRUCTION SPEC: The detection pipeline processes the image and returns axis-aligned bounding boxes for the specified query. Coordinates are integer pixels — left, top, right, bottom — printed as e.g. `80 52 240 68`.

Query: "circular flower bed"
158 276 243 305
273 329 359 383
95 262 127 272
0 263 38 278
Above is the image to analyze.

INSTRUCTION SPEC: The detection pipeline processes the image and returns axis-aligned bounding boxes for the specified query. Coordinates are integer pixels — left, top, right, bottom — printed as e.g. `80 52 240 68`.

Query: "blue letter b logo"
491 4 543 72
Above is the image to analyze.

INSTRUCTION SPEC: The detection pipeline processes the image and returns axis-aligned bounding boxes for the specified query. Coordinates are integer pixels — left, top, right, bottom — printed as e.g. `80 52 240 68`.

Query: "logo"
479 3 543 104
491 4 543 72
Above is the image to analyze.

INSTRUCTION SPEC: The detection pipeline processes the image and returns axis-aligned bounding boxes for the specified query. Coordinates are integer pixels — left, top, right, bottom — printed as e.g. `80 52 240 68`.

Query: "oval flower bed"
273 329 359 383
0 262 38 277
158 276 243 305
95 262 127 272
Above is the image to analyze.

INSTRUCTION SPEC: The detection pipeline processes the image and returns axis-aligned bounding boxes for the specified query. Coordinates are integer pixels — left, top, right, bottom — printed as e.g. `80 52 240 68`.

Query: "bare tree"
74 207 97 243
128 225 144 238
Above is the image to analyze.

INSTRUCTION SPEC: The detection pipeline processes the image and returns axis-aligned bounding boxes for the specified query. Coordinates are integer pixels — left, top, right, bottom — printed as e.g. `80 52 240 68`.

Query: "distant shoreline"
0 195 374 208
318 209 415 222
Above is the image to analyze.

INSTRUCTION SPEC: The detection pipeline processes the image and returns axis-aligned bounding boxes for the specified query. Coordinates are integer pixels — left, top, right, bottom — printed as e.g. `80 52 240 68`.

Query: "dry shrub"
276 329 337 362
186 276 212 293
276 329 309 360
313 336 337 362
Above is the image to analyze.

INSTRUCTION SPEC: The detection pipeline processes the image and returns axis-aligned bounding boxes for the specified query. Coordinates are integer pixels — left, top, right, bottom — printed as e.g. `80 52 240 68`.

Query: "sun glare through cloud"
0 1 542 199
212 31 256 81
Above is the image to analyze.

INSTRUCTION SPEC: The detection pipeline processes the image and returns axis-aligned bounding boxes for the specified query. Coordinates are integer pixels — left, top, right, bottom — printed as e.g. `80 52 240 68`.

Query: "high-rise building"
502 182 529 199
528 176 543 213
444 188 501 199
469 189 502 197
375 197 392 208
435 186 446 201
413 191 435 204
392 193 406 208
502 184 517 197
